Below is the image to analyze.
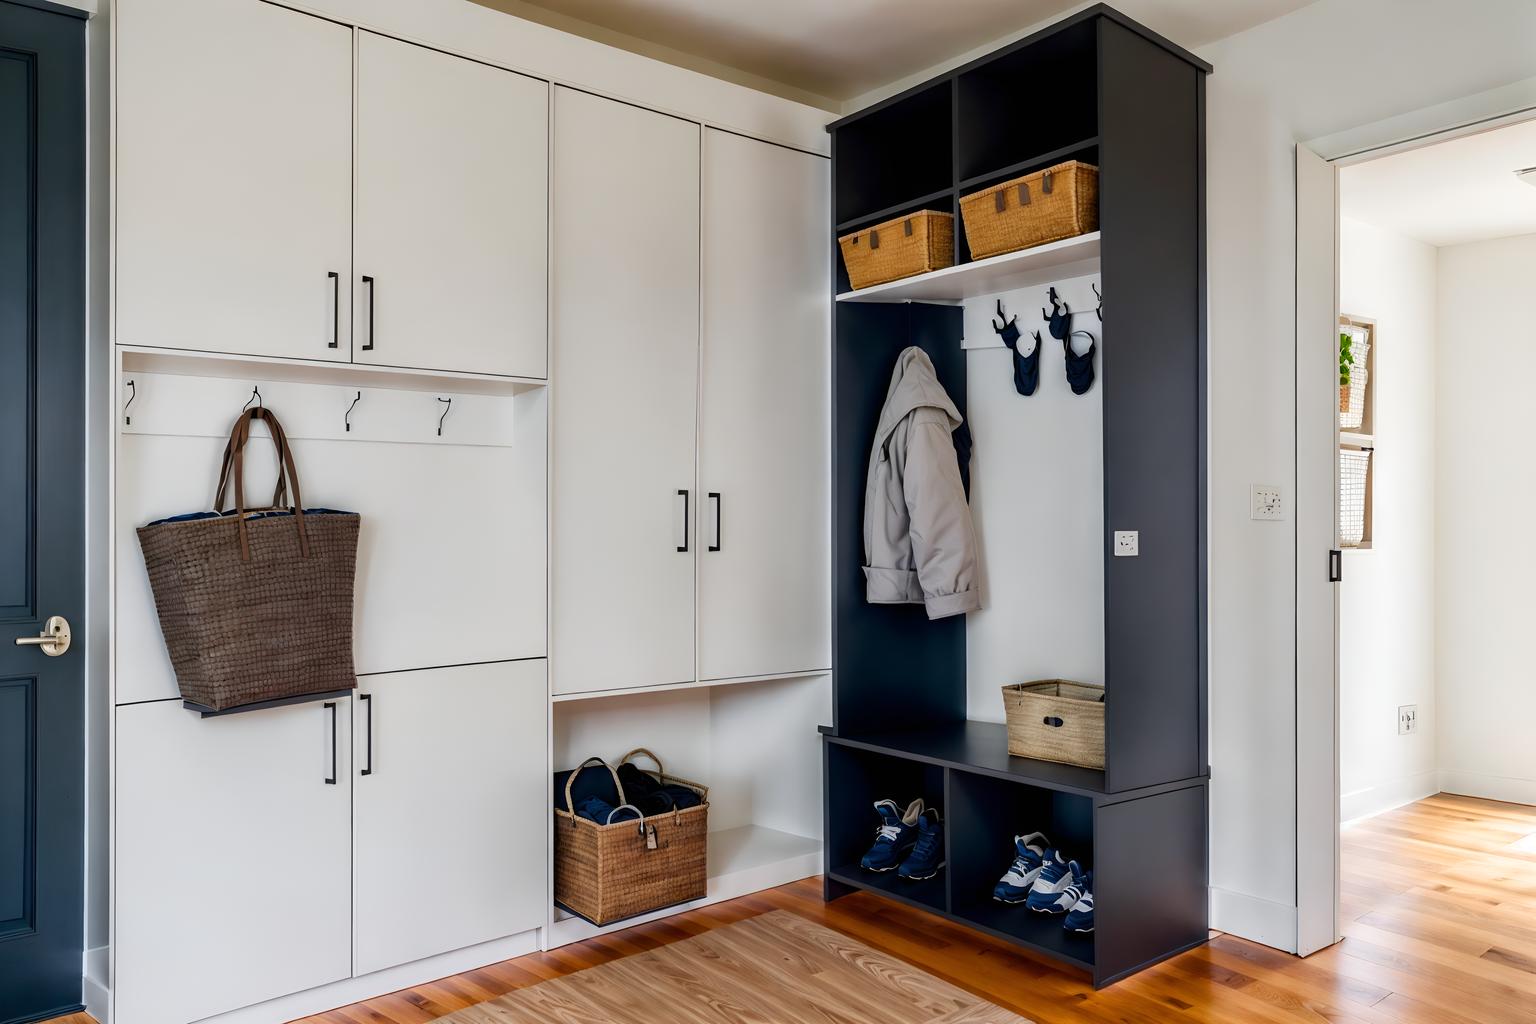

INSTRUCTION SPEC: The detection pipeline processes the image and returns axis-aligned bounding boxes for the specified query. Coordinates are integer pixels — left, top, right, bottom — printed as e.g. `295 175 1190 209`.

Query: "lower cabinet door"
114 698 352 1024
353 660 547 975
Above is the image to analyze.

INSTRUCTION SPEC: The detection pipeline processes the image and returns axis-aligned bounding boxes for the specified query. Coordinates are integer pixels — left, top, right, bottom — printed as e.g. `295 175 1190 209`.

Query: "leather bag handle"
214 408 310 562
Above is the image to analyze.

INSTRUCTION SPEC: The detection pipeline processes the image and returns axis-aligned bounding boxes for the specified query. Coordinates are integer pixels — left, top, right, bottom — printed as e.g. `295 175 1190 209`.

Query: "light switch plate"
1251 484 1285 521
1398 705 1418 735
1114 531 1139 557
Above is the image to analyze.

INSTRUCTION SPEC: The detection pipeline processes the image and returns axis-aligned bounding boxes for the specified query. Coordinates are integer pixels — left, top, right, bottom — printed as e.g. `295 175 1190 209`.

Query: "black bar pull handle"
324 701 338 785
677 489 690 552
359 693 373 776
327 272 340 348
361 275 376 351
708 492 721 552
1328 549 1343 583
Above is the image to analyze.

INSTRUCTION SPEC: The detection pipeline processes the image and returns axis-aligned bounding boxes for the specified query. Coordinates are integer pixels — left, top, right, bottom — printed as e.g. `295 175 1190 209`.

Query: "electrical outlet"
1251 484 1285 521
1114 530 1139 557
1398 705 1418 736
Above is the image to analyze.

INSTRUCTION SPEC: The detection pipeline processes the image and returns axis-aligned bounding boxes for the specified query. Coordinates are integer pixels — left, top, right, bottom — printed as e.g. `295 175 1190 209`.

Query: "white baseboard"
1210 886 1297 954
84 945 111 1024
1439 769 1536 807
1340 770 1440 825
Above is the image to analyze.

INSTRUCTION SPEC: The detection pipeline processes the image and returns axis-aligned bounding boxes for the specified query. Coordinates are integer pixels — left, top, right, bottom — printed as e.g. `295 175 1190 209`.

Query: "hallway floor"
53 793 1536 1024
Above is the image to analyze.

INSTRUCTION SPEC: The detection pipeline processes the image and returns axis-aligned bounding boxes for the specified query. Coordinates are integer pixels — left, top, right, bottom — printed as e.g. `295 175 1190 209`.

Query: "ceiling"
1341 119 1536 248
470 0 1315 104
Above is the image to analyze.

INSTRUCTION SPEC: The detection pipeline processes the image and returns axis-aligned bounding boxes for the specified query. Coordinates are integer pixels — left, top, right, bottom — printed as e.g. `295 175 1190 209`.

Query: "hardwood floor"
45 794 1536 1024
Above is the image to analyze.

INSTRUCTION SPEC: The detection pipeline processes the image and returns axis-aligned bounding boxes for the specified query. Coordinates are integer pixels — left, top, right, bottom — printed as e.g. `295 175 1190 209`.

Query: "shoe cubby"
824 742 947 912
824 4 1211 989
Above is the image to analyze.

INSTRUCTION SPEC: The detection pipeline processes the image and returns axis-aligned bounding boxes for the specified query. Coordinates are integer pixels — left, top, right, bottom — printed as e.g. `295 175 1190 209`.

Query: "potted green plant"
1339 331 1355 414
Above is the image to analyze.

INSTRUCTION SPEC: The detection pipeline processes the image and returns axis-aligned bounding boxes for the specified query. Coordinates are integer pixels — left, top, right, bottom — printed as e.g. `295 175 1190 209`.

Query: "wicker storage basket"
959 161 1099 261
1339 330 1370 429
553 749 709 926
838 211 953 290
137 407 359 712
1001 680 1106 769
1339 447 1372 547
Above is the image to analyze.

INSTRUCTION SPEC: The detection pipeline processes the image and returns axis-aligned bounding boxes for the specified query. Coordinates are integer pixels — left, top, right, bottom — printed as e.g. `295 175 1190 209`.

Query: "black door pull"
360 693 373 776
708 492 722 552
1328 549 1343 583
327 271 339 349
361 275 376 351
677 489 690 553
324 701 338 785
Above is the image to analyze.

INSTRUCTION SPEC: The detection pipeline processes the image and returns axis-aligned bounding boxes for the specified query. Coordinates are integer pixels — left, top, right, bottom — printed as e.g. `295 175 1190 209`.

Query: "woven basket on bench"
553 749 709 926
838 210 953 290
960 161 1099 261
1002 680 1106 769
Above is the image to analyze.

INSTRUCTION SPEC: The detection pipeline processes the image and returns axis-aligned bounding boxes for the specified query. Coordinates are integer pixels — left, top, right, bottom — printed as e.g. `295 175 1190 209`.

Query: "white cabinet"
698 130 831 682
353 661 547 975
116 0 352 361
550 87 700 695
355 32 549 378
114 698 352 1024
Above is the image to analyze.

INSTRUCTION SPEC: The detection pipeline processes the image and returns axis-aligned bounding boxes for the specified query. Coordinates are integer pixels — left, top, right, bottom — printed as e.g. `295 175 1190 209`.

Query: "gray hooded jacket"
863 347 981 619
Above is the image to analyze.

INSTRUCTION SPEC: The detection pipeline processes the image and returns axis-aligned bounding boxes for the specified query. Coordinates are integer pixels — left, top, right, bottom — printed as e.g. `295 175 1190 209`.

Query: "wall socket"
1398 705 1419 736
1251 484 1285 521
1114 531 1139 557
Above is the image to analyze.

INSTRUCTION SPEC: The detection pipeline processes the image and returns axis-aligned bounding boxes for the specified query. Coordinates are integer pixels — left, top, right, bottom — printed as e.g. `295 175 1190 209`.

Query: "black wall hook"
436 397 452 436
1042 286 1072 340
124 379 136 425
241 386 263 414
345 391 361 433
992 299 1019 343
1092 282 1103 322
993 299 1037 397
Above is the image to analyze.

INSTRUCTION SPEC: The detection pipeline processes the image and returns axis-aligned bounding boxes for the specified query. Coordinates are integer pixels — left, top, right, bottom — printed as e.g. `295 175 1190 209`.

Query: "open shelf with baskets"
823 3 1210 989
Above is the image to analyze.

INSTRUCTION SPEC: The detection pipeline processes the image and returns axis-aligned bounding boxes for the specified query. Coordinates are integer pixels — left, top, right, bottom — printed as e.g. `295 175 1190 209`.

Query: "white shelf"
837 231 1101 304
119 345 548 396
551 668 830 703
546 824 821 947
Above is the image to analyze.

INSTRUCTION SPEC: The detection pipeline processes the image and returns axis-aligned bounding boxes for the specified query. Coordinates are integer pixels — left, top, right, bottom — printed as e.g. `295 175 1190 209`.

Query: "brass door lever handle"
15 615 71 657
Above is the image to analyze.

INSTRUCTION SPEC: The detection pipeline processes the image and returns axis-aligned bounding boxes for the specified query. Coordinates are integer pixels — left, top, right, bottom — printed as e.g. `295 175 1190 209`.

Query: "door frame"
1294 98 1536 957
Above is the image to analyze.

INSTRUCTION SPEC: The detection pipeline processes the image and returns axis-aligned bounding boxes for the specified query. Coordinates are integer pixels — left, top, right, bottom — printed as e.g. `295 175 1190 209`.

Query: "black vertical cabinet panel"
1094 784 1208 984
1097 20 1202 791
832 303 966 735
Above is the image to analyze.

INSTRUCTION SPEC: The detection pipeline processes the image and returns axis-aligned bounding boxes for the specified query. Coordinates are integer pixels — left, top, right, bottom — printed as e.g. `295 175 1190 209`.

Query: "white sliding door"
550 87 700 695
355 32 548 377
698 129 831 681
116 0 352 360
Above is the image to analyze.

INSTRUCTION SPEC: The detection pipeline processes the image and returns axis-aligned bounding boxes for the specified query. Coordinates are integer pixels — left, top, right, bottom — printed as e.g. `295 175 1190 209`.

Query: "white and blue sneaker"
859 798 923 872
1063 875 1094 933
1026 852 1086 914
992 832 1051 903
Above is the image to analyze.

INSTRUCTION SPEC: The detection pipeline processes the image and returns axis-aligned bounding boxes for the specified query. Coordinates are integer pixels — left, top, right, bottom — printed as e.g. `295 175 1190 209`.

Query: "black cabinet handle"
327 272 339 349
708 492 721 552
361 275 375 351
677 489 689 553
324 701 338 785
359 693 373 776
1329 549 1343 583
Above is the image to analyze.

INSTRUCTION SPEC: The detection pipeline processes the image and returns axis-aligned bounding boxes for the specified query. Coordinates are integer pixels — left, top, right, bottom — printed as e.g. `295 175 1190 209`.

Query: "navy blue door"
0 3 85 1022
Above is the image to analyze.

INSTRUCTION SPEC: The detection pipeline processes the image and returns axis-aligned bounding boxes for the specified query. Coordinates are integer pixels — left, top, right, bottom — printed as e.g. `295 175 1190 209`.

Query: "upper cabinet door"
698 130 831 681
551 88 699 695
355 33 548 377
115 0 352 361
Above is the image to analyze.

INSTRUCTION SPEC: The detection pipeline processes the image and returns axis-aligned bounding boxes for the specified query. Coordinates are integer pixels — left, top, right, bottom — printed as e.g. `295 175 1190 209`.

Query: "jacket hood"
873 347 962 453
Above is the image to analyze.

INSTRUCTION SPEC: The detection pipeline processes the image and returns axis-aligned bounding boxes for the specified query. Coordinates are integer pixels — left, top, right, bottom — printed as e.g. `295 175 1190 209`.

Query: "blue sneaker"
859 798 922 872
1028 853 1087 915
992 832 1050 903
1062 875 1094 933
898 808 944 881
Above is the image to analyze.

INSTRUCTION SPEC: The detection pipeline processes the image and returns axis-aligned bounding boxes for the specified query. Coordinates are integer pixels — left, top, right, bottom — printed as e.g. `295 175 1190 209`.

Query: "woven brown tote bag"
137 407 360 712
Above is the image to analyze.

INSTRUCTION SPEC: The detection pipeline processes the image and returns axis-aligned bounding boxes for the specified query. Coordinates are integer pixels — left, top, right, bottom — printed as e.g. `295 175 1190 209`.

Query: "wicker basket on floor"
838 210 953 290
960 161 1099 261
1002 680 1106 770
553 749 709 926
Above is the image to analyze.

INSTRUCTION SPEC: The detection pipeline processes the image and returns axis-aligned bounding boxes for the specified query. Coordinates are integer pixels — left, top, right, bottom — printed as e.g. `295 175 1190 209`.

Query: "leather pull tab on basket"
1042 170 1054 194
1018 181 1031 206
994 190 1007 213
645 824 658 851
904 218 913 236
869 228 880 249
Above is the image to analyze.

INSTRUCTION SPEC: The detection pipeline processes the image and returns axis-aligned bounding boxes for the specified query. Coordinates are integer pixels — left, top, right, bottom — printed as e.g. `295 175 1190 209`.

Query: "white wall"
1435 233 1536 805
1197 0 1536 950
1336 217 1438 823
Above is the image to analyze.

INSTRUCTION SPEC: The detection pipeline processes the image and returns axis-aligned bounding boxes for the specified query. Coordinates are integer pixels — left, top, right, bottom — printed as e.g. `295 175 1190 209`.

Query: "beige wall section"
1435 232 1536 807
1337 217 1438 825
